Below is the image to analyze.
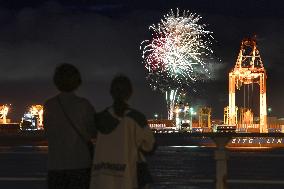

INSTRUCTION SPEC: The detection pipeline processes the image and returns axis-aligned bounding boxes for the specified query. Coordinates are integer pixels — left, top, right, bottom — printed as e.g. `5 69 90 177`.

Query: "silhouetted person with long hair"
90 75 155 189
44 63 96 189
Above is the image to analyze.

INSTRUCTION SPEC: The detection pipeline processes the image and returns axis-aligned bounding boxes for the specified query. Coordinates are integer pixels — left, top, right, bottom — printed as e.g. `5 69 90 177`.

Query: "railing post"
212 136 231 189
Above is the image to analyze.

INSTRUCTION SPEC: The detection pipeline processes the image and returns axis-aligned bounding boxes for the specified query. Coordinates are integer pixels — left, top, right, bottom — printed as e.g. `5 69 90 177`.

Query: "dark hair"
110 75 133 117
53 63 82 92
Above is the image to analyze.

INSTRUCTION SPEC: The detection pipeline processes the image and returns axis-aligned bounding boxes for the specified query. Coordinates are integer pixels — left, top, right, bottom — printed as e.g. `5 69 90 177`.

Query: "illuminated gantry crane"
224 106 238 125
198 107 211 128
30 105 44 128
228 37 267 132
21 105 44 130
0 105 9 124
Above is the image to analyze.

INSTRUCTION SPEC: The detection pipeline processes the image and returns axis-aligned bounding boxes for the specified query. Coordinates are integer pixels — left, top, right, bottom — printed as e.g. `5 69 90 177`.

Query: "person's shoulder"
96 108 119 134
126 109 147 128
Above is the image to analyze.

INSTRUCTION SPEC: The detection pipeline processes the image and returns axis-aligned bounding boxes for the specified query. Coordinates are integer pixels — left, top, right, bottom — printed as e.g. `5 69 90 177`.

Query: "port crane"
228 37 267 132
0 105 9 124
21 105 44 130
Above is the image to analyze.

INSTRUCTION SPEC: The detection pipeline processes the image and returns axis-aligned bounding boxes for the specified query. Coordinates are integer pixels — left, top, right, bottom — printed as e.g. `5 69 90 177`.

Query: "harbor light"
154 113 158 119
190 108 196 115
189 107 196 130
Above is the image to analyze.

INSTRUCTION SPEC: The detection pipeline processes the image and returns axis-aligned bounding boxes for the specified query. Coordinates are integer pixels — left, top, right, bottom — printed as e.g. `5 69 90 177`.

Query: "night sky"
0 0 283 121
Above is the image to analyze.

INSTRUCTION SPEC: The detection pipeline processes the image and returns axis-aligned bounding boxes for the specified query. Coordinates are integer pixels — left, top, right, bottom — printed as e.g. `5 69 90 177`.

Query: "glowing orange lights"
228 37 267 132
29 105 44 128
0 105 9 124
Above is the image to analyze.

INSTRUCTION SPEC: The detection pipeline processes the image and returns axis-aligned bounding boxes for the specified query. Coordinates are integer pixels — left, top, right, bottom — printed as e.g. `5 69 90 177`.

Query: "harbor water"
0 145 284 189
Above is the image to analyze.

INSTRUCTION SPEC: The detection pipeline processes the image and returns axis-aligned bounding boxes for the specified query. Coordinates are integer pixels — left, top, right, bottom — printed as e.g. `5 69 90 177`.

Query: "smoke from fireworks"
140 9 214 92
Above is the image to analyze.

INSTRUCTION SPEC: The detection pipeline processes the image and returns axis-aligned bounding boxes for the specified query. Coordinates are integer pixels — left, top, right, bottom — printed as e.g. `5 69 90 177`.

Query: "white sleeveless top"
90 107 155 189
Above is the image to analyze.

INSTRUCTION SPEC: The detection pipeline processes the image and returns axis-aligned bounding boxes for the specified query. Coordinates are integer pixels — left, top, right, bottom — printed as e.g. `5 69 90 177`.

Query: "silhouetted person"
44 63 96 189
90 75 155 189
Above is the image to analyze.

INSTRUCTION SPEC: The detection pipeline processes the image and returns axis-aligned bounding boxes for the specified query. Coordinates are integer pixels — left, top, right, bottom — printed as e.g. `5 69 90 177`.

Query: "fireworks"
140 9 214 120
140 8 214 91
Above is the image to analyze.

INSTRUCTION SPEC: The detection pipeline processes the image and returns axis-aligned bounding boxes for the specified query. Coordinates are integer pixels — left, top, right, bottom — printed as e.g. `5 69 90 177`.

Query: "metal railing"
155 132 284 189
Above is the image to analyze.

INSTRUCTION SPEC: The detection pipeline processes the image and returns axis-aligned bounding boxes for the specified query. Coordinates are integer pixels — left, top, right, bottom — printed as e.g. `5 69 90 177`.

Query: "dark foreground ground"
0 145 284 189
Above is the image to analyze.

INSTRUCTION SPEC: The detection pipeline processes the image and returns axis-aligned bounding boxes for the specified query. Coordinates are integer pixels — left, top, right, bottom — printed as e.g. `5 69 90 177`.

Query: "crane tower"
0 105 9 124
228 37 267 132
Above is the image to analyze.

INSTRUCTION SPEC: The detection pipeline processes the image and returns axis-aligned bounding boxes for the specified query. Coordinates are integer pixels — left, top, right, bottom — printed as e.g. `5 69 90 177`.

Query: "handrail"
155 132 284 137
155 132 284 189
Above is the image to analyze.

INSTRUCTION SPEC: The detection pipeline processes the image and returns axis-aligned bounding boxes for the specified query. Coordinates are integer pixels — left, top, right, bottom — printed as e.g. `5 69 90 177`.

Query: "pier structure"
228 37 267 132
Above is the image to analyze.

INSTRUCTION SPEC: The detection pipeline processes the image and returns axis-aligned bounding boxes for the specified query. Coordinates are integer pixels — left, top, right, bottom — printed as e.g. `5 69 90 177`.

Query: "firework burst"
140 9 214 119
141 8 213 91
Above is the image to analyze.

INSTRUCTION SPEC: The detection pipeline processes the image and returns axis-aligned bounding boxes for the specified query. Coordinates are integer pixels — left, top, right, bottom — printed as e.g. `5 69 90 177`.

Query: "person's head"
110 75 133 116
110 75 133 102
53 63 82 92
